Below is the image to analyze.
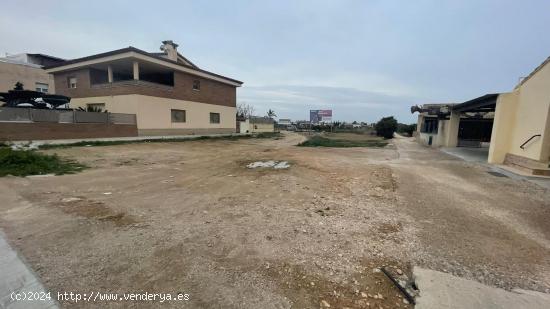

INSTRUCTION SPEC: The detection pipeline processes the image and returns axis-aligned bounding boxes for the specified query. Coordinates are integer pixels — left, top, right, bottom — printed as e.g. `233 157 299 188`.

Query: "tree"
375 116 398 139
397 123 417 137
237 102 255 118
14 82 24 90
267 109 277 119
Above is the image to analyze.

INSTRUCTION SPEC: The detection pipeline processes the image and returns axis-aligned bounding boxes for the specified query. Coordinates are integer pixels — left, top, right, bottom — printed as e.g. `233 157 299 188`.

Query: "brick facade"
0 122 138 141
54 68 237 107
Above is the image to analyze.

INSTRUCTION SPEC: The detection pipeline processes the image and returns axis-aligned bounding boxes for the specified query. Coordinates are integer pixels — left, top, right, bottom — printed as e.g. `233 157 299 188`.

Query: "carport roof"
452 93 499 113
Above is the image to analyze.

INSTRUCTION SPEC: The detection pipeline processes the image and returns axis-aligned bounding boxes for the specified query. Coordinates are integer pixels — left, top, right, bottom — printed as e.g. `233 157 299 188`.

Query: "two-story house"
45 40 242 136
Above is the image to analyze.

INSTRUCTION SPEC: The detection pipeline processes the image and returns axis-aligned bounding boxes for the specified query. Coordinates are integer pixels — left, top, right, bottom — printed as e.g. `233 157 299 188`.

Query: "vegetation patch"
0 148 86 177
38 132 281 149
298 136 387 148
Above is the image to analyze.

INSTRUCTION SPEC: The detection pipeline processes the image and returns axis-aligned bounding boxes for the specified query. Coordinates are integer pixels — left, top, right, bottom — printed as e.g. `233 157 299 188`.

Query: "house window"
68 77 77 89
421 118 439 134
171 109 186 123
210 112 220 124
87 103 105 112
193 80 200 91
35 83 49 93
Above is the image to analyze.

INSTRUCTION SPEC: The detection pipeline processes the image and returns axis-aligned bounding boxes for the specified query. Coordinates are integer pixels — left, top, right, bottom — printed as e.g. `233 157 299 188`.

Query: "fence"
0 107 136 125
0 107 138 141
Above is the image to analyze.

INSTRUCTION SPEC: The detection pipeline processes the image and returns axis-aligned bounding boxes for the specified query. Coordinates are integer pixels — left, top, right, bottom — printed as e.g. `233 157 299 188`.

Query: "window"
421 118 439 134
210 112 220 124
192 80 200 91
171 109 186 123
68 77 77 89
35 83 49 93
87 103 105 112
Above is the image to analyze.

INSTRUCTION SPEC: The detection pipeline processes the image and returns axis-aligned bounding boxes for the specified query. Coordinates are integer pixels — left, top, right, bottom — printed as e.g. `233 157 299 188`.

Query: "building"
239 116 275 133
278 119 291 125
413 103 457 146
412 56 550 175
45 40 242 136
0 53 64 93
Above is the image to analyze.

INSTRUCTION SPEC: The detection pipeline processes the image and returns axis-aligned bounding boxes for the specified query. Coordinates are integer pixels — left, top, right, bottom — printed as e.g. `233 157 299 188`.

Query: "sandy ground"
0 132 549 308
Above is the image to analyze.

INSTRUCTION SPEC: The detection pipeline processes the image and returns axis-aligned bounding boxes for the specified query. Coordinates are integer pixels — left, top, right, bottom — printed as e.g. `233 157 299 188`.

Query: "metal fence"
0 107 136 125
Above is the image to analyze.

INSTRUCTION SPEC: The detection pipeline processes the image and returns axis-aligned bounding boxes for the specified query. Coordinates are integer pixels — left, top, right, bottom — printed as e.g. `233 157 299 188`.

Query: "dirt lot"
1 132 549 308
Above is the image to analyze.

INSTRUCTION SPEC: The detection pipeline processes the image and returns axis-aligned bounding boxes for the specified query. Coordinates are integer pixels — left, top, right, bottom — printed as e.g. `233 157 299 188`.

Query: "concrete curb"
0 231 58 308
414 267 550 309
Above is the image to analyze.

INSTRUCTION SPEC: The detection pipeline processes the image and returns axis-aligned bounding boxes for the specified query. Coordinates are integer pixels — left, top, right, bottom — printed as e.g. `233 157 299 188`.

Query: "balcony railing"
91 80 174 91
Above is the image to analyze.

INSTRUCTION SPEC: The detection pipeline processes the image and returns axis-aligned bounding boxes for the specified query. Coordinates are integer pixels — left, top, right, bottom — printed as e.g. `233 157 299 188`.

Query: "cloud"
239 85 421 123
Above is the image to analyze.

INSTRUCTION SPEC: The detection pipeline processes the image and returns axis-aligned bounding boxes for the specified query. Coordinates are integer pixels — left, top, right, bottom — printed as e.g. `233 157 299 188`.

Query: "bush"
397 123 417 137
297 136 387 148
375 116 398 139
0 148 86 177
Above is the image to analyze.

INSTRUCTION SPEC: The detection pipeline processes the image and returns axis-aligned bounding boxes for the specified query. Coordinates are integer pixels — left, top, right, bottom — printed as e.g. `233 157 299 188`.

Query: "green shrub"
297 136 387 148
397 123 417 136
0 148 86 177
375 116 398 139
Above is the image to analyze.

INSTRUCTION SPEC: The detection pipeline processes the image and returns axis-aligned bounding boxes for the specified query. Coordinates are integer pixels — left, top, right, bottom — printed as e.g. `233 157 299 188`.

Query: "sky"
1 0 549 123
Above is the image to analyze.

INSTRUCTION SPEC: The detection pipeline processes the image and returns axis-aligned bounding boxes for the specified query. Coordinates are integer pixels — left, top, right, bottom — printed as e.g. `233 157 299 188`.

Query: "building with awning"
412 56 550 175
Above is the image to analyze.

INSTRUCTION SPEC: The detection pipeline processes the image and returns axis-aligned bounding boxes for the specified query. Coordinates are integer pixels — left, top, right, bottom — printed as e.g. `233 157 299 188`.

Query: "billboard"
310 110 332 123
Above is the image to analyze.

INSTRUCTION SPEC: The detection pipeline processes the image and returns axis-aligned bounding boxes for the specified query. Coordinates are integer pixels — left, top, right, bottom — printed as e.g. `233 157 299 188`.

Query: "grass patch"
297 136 388 148
0 148 86 177
38 132 281 149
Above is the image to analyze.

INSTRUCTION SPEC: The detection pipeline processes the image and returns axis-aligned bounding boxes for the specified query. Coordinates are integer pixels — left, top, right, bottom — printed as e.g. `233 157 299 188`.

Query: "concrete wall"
0 122 137 141
488 61 550 163
507 62 550 162
69 94 236 136
488 92 518 163
417 132 440 146
239 120 274 133
0 60 54 93
416 114 447 147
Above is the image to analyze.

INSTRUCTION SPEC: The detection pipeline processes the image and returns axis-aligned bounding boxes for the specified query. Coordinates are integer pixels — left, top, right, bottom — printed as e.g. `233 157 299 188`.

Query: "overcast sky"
2 0 549 123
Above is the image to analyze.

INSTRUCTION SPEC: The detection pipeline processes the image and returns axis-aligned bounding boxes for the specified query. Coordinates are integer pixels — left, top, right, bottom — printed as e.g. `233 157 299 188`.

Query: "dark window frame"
171 109 186 123
209 112 220 124
421 118 439 134
192 80 201 91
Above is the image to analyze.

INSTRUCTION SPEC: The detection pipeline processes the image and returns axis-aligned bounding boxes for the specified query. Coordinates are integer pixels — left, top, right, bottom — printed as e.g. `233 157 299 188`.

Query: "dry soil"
0 132 549 308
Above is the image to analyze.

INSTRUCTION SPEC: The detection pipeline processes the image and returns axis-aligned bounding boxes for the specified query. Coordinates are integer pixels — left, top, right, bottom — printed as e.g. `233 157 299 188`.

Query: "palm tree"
267 109 277 119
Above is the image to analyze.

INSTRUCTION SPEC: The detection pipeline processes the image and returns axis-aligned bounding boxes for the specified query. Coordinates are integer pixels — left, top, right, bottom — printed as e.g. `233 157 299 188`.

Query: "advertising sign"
310 110 332 123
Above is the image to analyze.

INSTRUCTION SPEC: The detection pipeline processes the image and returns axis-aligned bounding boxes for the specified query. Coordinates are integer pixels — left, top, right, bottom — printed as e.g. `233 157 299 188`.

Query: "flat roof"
452 94 499 112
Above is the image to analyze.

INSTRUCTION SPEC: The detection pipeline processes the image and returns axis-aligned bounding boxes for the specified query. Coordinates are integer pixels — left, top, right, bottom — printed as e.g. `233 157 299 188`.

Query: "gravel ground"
0 132 548 308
